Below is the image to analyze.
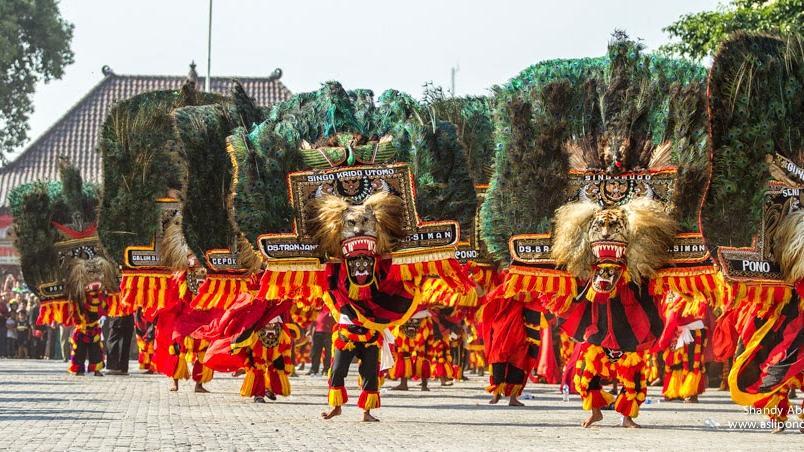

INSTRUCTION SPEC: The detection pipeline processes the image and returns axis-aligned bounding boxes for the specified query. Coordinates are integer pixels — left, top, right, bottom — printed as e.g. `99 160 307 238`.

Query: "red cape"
193 294 291 372
482 287 533 371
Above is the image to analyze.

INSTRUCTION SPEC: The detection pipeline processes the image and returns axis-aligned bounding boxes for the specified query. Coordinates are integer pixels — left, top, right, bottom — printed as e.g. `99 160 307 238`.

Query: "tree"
662 0 803 60
0 0 74 161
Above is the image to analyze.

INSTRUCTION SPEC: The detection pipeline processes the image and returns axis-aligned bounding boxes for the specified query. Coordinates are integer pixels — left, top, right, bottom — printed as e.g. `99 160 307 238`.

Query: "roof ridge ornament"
267 68 282 82
187 61 199 87
101 65 114 77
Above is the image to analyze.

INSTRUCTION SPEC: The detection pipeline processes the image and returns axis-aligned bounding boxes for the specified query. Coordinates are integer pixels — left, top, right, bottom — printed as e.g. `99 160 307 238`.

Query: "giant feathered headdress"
702 32 803 409
10 159 118 321
97 81 227 315
703 33 804 282
482 33 708 268
98 82 226 270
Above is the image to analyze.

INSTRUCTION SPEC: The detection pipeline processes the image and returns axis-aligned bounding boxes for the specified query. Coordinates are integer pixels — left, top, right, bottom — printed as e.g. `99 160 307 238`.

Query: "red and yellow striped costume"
428 328 455 380
661 329 706 399
392 314 433 380
574 344 647 418
235 323 293 398
68 293 106 375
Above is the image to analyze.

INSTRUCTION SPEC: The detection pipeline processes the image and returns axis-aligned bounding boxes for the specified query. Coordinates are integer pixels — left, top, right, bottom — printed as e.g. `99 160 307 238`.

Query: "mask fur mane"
774 209 804 283
63 255 118 303
160 212 190 270
308 191 405 258
552 198 676 282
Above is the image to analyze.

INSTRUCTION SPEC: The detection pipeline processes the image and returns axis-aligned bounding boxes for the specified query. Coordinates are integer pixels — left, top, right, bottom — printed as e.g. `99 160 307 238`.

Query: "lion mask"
551 198 677 282
307 190 405 258
61 244 118 303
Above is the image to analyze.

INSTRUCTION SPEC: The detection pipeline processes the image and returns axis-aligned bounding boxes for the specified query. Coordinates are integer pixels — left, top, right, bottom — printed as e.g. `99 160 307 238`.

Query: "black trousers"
330 342 379 392
309 331 332 373
72 340 105 372
106 315 134 372
491 362 526 386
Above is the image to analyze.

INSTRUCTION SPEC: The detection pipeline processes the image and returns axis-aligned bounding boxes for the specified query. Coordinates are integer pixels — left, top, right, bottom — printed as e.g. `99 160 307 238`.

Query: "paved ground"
0 359 800 451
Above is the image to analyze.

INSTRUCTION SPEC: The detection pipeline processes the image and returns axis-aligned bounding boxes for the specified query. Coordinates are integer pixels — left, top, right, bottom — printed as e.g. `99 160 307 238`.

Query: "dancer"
701 33 804 433
483 292 542 406
655 292 710 402
391 308 433 391
10 159 122 376
480 35 718 428
308 308 334 376
311 191 411 422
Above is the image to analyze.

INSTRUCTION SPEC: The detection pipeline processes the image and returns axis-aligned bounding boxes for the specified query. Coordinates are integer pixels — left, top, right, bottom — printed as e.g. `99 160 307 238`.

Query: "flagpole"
205 0 212 92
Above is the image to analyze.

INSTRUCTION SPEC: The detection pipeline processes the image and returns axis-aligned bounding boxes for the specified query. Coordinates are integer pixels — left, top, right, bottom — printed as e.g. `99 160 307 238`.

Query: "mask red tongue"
85 282 102 292
341 236 377 257
591 240 627 265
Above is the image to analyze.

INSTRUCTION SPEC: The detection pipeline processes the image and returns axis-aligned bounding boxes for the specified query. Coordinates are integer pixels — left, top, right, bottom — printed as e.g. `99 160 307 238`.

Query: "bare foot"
363 411 380 422
254 396 266 403
621 416 641 428
771 425 785 434
440 377 453 387
684 395 699 403
321 406 342 420
489 393 501 404
509 396 524 407
582 408 603 428
194 383 210 393
169 379 179 392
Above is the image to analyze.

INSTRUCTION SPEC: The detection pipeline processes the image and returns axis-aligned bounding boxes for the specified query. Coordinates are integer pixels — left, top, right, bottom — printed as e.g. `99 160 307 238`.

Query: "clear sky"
19 0 720 159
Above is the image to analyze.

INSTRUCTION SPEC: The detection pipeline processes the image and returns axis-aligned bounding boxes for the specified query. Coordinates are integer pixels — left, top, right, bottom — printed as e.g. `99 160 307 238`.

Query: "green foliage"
0 0 74 159
702 33 803 247
97 86 223 264
481 34 708 262
662 0 804 60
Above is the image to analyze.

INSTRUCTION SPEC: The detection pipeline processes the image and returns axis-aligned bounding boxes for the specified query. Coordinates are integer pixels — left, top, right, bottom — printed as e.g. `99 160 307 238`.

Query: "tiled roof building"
0 64 290 208
0 64 290 266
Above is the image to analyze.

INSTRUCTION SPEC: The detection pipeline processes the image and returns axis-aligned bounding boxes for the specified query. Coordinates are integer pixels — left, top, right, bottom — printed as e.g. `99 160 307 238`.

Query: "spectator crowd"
0 272 71 361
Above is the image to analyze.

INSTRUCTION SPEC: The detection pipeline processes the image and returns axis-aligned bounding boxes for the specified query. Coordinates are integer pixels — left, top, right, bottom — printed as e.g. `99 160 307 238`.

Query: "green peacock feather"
97 83 224 265
9 160 101 298
481 33 708 262
235 81 476 234
703 33 803 247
